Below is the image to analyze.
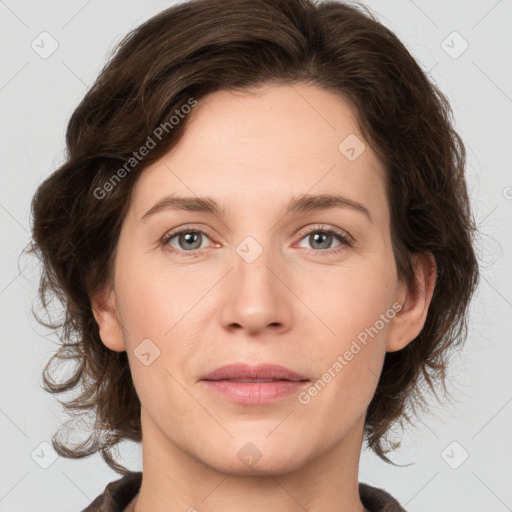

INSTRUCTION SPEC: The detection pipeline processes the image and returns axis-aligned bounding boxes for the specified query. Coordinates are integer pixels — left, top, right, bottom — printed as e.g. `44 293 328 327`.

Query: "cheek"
113 263 205 394
299 256 396 389
301 256 397 340
115 260 191 342
296 277 393 435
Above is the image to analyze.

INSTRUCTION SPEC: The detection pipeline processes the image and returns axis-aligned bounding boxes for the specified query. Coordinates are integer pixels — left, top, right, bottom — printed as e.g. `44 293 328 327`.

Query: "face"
96 83 414 476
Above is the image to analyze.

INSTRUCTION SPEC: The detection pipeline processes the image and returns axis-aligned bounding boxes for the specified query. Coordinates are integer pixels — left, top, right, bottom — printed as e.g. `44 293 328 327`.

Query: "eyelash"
159 224 353 258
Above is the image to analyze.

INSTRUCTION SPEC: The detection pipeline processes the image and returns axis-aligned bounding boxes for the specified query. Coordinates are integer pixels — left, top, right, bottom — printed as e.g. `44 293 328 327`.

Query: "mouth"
201 363 309 405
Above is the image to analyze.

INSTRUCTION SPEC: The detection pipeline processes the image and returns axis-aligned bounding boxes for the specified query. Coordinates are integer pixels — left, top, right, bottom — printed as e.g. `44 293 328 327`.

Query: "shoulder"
80 472 142 512
359 482 407 512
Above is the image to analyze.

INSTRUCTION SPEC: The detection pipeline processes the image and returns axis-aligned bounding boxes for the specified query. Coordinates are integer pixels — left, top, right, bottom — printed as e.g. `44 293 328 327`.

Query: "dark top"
81 472 407 512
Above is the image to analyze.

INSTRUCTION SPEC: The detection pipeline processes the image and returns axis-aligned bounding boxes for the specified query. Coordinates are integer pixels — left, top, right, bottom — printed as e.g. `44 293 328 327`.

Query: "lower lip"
201 380 309 405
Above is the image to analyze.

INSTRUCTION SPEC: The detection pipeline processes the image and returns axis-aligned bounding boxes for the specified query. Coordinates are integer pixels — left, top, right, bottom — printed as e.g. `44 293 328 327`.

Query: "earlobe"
386 252 437 352
90 288 127 352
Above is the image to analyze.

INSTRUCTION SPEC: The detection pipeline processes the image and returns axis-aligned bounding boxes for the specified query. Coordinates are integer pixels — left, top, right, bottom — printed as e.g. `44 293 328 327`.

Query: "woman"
25 0 479 510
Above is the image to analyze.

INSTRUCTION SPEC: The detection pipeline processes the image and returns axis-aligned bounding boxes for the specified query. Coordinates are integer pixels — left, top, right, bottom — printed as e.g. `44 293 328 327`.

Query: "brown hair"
23 0 479 474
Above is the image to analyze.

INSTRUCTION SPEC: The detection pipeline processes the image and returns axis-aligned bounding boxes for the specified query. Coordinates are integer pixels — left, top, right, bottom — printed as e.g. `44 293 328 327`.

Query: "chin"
200 437 310 476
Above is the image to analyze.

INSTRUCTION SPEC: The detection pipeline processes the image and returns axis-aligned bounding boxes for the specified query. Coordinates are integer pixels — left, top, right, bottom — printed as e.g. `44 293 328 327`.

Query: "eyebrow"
141 193 372 222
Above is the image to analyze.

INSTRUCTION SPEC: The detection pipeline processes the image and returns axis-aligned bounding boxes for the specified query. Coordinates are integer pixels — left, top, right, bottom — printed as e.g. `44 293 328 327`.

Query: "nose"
218 239 293 337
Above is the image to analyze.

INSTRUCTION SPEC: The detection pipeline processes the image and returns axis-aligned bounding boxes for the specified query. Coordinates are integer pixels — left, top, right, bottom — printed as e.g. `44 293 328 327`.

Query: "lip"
201 363 307 382
201 363 309 405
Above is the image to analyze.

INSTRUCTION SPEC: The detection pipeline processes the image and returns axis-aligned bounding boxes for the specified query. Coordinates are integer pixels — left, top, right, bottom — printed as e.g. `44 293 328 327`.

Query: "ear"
90 287 127 352
386 252 437 352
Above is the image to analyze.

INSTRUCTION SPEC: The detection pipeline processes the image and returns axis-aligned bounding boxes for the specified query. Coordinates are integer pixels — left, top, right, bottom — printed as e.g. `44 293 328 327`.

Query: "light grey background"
1 1 511 511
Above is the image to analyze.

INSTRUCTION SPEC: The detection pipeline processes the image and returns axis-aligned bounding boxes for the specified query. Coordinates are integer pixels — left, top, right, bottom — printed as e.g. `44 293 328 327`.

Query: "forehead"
128 83 388 222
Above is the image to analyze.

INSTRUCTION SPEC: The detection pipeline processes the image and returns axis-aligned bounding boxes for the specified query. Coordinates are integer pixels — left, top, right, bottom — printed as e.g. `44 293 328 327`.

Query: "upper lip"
201 363 308 382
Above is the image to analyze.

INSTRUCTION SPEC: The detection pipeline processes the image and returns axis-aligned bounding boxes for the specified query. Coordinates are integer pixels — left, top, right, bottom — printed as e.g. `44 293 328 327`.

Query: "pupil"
182 232 200 249
312 232 331 249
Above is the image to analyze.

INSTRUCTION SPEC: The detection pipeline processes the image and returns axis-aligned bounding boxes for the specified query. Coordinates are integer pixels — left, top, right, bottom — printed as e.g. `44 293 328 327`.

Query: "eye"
296 225 352 254
160 225 214 257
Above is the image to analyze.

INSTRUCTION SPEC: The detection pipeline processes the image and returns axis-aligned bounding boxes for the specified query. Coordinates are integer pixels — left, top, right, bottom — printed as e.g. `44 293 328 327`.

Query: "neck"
132 409 369 512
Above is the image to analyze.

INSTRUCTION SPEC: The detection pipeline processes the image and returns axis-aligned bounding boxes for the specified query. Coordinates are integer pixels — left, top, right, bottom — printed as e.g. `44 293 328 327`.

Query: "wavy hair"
23 0 479 474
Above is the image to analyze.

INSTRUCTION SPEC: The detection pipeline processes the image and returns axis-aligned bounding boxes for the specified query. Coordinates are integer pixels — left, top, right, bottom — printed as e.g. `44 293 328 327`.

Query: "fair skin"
92 83 436 512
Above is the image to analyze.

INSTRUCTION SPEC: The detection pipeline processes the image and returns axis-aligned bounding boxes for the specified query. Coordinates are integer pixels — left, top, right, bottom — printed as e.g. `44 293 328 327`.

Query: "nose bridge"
219 230 291 333
234 231 280 302
231 208 279 278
